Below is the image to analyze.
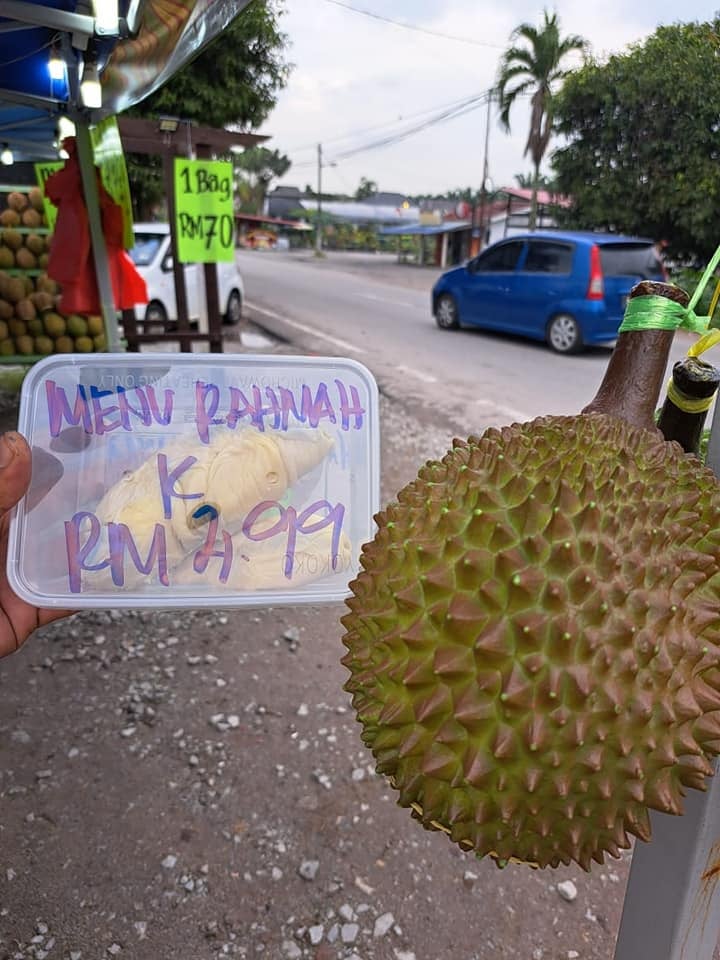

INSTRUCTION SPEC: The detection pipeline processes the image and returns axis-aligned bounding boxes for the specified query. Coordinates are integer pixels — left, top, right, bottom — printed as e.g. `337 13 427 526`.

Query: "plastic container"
8 353 380 608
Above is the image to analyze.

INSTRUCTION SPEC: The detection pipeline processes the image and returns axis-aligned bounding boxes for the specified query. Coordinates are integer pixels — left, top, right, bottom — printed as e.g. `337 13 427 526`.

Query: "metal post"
74 119 121 351
315 143 323 255
613 395 720 960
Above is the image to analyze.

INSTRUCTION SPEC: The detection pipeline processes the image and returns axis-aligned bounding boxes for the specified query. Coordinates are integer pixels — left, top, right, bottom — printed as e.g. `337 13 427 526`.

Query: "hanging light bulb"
0 145 13 166
92 0 118 34
48 47 65 81
58 115 76 141
80 61 102 109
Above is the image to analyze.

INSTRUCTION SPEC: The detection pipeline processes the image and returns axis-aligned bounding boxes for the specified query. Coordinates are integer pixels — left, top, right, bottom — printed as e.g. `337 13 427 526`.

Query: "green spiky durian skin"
341 414 720 871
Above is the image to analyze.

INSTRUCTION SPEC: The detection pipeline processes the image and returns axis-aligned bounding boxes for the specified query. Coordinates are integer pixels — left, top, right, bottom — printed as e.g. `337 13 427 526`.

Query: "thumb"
0 432 32 516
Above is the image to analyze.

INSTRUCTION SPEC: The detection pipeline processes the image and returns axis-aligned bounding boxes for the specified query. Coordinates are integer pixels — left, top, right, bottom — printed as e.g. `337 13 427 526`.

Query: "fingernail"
0 432 19 469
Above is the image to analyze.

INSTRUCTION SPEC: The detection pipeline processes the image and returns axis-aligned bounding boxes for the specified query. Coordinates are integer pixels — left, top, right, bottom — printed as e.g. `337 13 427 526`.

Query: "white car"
129 223 244 333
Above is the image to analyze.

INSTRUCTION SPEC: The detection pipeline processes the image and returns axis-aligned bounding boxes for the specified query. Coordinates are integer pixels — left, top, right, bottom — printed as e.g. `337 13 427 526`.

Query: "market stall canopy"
0 0 254 163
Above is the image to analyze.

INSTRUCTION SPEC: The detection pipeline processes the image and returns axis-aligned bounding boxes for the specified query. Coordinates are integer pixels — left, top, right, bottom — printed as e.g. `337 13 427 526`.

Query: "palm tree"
496 10 586 229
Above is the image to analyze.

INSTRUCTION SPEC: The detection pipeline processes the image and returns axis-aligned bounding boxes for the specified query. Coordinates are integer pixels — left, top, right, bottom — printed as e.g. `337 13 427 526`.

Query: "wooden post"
195 141 224 354
163 149 192 353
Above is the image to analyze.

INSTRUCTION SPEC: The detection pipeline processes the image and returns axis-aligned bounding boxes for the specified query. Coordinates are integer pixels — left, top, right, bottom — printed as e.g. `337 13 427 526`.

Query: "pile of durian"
0 188 105 356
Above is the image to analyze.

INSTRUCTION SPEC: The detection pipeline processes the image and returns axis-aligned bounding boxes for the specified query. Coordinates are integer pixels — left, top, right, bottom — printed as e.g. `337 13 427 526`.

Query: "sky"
260 0 714 198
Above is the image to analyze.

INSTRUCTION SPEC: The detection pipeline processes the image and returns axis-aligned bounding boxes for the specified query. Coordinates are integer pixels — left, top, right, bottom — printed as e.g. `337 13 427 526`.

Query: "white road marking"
354 292 416 308
395 364 438 384
245 302 368 355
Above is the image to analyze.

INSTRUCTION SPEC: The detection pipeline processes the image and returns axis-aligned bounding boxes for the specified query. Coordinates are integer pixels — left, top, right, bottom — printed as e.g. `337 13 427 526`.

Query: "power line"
333 92 491 160
287 90 490 154
323 0 504 49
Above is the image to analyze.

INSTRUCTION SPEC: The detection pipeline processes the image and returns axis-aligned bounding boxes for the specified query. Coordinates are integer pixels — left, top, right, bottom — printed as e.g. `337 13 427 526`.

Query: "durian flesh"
341 414 720 870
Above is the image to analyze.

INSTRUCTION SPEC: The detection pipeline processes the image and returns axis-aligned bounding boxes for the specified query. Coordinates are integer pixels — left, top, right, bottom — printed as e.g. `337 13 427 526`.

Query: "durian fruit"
67 314 88 337
34 335 53 356
5 277 25 303
28 187 44 213
7 191 28 212
2 229 22 252
43 312 66 338
0 209 20 227
341 281 720 871
21 208 42 228
90 428 335 589
15 247 37 270
25 234 45 257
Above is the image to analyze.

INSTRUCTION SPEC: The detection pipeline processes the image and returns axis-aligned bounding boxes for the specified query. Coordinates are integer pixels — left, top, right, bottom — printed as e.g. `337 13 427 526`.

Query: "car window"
129 235 164 267
523 240 573 274
473 240 524 272
599 243 663 279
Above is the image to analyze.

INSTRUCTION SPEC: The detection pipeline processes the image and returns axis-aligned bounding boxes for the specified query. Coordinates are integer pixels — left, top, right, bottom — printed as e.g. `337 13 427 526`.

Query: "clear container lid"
8 353 380 608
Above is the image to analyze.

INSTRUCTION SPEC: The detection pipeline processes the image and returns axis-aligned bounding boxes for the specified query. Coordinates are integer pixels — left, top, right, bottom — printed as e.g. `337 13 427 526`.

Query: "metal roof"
379 220 472 236
0 0 253 164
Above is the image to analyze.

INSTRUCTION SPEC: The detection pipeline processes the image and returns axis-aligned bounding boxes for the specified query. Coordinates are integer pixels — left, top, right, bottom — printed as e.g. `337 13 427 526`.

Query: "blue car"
431 231 666 354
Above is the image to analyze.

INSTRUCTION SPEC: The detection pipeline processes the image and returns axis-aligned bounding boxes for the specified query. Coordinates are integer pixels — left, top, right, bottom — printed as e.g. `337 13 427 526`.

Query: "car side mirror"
161 255 174 273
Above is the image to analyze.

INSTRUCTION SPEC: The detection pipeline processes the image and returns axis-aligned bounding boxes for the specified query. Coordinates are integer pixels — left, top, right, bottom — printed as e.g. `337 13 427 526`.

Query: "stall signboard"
173 158 235 263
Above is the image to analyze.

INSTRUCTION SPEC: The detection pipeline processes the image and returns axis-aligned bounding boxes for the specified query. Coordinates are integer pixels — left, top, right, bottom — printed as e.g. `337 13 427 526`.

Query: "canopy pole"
74 119 122 352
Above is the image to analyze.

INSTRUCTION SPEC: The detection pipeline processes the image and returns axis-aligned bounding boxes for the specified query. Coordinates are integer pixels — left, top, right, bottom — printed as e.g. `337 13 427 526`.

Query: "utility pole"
477 89 493 253
315 142 323 255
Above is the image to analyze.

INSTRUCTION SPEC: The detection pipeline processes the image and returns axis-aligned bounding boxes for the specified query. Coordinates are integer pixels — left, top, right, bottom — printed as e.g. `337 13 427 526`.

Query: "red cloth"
45 137 147 316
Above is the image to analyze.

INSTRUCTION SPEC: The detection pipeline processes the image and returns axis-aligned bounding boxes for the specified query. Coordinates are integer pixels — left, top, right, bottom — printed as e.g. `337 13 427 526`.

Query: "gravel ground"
0 324 645 960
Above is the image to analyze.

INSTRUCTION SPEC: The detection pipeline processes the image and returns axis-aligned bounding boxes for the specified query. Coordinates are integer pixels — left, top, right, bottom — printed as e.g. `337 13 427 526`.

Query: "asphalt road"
238 250 697 434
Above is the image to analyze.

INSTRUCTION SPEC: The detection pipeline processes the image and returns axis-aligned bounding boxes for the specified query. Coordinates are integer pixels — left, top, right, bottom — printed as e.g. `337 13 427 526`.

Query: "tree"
234 147 291 214
355 177 378 200
496 10 586 229
514 171 557 192
552 18 720 262
127 0 290 218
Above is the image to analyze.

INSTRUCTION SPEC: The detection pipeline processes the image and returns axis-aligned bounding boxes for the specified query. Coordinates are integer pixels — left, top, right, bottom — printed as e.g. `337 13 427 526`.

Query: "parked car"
129 223 244 333
431 231 666 354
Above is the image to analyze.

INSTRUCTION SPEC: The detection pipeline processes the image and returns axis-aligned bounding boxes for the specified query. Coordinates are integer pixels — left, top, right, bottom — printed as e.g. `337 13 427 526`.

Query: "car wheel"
435 294 459 330
224 289 243 326
145 300 168 327
547 313 583 354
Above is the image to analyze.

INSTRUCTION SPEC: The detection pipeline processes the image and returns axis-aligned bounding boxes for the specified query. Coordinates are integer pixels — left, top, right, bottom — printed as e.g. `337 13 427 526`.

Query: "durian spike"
582 281 690 431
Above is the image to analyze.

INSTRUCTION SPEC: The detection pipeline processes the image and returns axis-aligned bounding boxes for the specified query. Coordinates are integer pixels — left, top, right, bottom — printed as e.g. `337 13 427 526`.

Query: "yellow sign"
90 116 134 250
173 158 235 263
33 161 64 232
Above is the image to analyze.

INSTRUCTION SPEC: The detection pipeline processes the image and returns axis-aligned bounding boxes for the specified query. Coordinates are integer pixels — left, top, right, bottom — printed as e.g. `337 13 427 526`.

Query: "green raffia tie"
618 242 720 335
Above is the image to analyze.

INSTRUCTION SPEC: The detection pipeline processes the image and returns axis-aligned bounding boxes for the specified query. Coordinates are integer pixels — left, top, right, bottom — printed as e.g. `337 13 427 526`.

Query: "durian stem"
657 356 720 455
582 281 690 432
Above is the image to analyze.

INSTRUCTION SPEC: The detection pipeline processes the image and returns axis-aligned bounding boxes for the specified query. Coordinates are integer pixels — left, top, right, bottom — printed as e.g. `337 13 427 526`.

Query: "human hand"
0 432 73 658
